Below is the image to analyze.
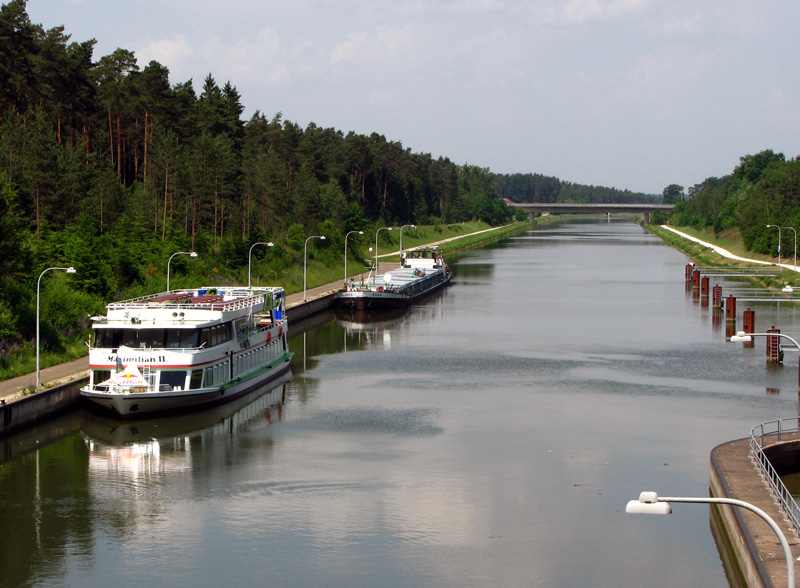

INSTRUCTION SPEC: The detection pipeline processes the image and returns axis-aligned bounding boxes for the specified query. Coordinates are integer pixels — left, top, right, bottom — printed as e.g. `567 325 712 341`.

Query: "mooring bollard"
742 308 755 348
766 326 784 363
725 296 736 321
692 269 701 288
685 263 695 281
700 276 709 296
712 284 722 309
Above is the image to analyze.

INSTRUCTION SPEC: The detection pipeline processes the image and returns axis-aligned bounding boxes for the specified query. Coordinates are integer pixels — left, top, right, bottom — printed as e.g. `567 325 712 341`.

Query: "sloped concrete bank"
710 438 799 588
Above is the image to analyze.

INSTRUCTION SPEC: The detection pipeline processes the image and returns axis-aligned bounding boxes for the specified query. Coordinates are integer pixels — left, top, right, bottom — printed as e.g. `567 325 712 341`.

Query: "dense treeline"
662 149 800 256
494 172 656 203
0 0 530 375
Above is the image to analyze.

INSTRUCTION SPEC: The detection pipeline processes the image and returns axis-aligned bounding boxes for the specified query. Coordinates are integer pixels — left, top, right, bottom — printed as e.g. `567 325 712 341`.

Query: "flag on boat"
98 363 148 387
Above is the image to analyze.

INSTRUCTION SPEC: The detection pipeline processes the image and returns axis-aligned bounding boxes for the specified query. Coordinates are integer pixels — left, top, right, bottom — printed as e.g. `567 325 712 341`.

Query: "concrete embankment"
0 263 398 438
711 437 800 588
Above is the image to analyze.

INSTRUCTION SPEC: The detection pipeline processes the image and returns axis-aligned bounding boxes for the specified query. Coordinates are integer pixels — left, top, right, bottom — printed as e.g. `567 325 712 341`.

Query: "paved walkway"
663 225 799 271
0 224 516 403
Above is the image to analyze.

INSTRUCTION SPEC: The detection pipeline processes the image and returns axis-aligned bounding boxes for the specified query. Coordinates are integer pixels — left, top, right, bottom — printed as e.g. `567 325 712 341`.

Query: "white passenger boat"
336 247 452 310
80 286 292 419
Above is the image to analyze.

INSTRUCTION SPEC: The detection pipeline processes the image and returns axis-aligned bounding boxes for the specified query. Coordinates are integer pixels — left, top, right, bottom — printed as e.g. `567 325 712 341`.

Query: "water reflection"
8 218 800 588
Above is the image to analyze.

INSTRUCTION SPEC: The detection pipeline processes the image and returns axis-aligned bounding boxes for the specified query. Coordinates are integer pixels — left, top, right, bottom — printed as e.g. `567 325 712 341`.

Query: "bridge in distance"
507 201 674 224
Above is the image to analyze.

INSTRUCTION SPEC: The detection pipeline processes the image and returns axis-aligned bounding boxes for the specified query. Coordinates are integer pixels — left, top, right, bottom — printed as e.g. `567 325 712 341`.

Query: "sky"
24 0 800 195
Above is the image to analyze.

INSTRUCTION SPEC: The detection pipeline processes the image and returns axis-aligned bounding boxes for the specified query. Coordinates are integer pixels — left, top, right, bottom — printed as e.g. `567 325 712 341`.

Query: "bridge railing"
749 418 800 538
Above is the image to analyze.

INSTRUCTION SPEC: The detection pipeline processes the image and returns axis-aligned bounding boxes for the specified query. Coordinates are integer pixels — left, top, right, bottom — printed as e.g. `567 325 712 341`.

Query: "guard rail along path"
750 419 800 539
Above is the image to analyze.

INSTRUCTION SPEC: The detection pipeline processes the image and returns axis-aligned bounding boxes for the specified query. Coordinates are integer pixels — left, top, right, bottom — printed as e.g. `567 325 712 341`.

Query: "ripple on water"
286 406 444 437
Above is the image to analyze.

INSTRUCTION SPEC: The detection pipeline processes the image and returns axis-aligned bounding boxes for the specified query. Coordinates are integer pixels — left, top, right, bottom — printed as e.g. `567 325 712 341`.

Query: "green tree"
662 184 684 204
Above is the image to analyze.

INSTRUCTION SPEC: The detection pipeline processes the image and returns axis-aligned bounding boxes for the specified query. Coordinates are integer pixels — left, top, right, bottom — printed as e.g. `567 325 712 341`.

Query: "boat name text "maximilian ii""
108 354 168 364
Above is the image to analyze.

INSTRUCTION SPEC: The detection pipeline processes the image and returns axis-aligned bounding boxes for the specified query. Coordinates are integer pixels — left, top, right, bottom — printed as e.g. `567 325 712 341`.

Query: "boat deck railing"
107 287 282 313
749 418 800 538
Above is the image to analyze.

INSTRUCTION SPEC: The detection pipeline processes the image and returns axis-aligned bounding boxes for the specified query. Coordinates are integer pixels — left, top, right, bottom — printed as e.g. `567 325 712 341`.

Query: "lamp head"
625 492 672 515
66 267 77 274
189 251 198 258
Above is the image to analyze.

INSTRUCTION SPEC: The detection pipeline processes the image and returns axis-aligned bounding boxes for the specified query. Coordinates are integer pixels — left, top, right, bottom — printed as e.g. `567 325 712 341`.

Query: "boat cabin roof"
93 286 284 326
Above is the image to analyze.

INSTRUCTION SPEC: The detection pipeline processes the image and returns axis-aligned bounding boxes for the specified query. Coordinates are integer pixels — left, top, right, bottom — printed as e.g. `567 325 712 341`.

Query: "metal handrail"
749 419 800 538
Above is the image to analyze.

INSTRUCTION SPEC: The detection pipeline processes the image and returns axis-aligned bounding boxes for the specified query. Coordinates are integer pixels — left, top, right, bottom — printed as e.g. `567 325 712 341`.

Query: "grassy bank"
1 221 531 382
646 224 800 289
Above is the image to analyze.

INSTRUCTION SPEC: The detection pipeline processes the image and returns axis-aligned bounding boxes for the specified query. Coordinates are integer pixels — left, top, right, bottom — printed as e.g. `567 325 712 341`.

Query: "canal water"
3 218 800 588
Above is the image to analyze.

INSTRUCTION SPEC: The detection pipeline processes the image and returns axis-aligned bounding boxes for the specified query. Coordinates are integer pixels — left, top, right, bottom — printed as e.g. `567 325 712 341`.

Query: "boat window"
199 323 232 348
92 369 111 385
160 371 187 390
95 328 200 349
190 369 203 389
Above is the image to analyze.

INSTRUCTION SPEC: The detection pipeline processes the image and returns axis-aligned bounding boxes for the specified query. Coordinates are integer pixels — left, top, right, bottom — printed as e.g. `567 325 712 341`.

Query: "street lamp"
248 242 274 289
399 224 416 257
36 266 76 387
767 224 782 266
344 230 364 286
374 227 393 274
626 491 795 588
783 226 797 271
167 251 198 292
304 235 325 300
730 330 800 350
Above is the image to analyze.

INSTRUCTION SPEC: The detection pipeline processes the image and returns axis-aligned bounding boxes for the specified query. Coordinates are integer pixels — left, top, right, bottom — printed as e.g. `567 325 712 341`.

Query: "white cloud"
137 35 194 68
330 25 419 65
556 0 653 24
138 27 288 85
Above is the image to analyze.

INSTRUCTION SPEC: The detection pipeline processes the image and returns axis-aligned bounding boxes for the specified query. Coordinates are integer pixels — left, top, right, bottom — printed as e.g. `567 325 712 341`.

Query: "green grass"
646 224 800 290
284 221 531 295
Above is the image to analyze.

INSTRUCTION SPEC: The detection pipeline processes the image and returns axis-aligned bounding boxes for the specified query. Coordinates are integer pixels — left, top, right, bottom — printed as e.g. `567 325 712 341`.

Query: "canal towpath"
0 224 508 403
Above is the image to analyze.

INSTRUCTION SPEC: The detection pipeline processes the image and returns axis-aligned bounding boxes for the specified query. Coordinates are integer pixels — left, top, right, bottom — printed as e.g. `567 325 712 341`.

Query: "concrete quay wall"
710 438 800 588
0 377 87 438
0 291 340 439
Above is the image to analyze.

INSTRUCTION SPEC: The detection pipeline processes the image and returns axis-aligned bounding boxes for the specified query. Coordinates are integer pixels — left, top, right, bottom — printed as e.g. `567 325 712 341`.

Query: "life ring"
378 286 383 292
267 331 272 343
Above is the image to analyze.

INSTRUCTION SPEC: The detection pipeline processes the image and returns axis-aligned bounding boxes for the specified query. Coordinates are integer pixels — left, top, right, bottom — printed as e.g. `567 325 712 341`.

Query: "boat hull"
337 268 451 310
81 355 292 419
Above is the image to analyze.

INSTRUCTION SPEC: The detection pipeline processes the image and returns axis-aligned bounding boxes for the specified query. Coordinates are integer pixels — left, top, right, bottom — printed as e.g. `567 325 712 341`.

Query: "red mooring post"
766 326 784 363
743 308 755 333
700 276 709 296
725 296 736 321
742 308 755 348
712 285 722 309
685 263 695 280
692 269 701 288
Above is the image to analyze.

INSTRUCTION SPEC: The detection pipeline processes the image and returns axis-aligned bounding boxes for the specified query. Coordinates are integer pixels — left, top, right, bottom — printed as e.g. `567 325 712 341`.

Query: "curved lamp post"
304 235 325 300
36 266 76 387
399 224 416 257
767 224 782 266
730 330 800 350
782 226 797 271
374 227 392 274
626 491 795 588
167 251 198 292
248 242 274 288
344 230 363 286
